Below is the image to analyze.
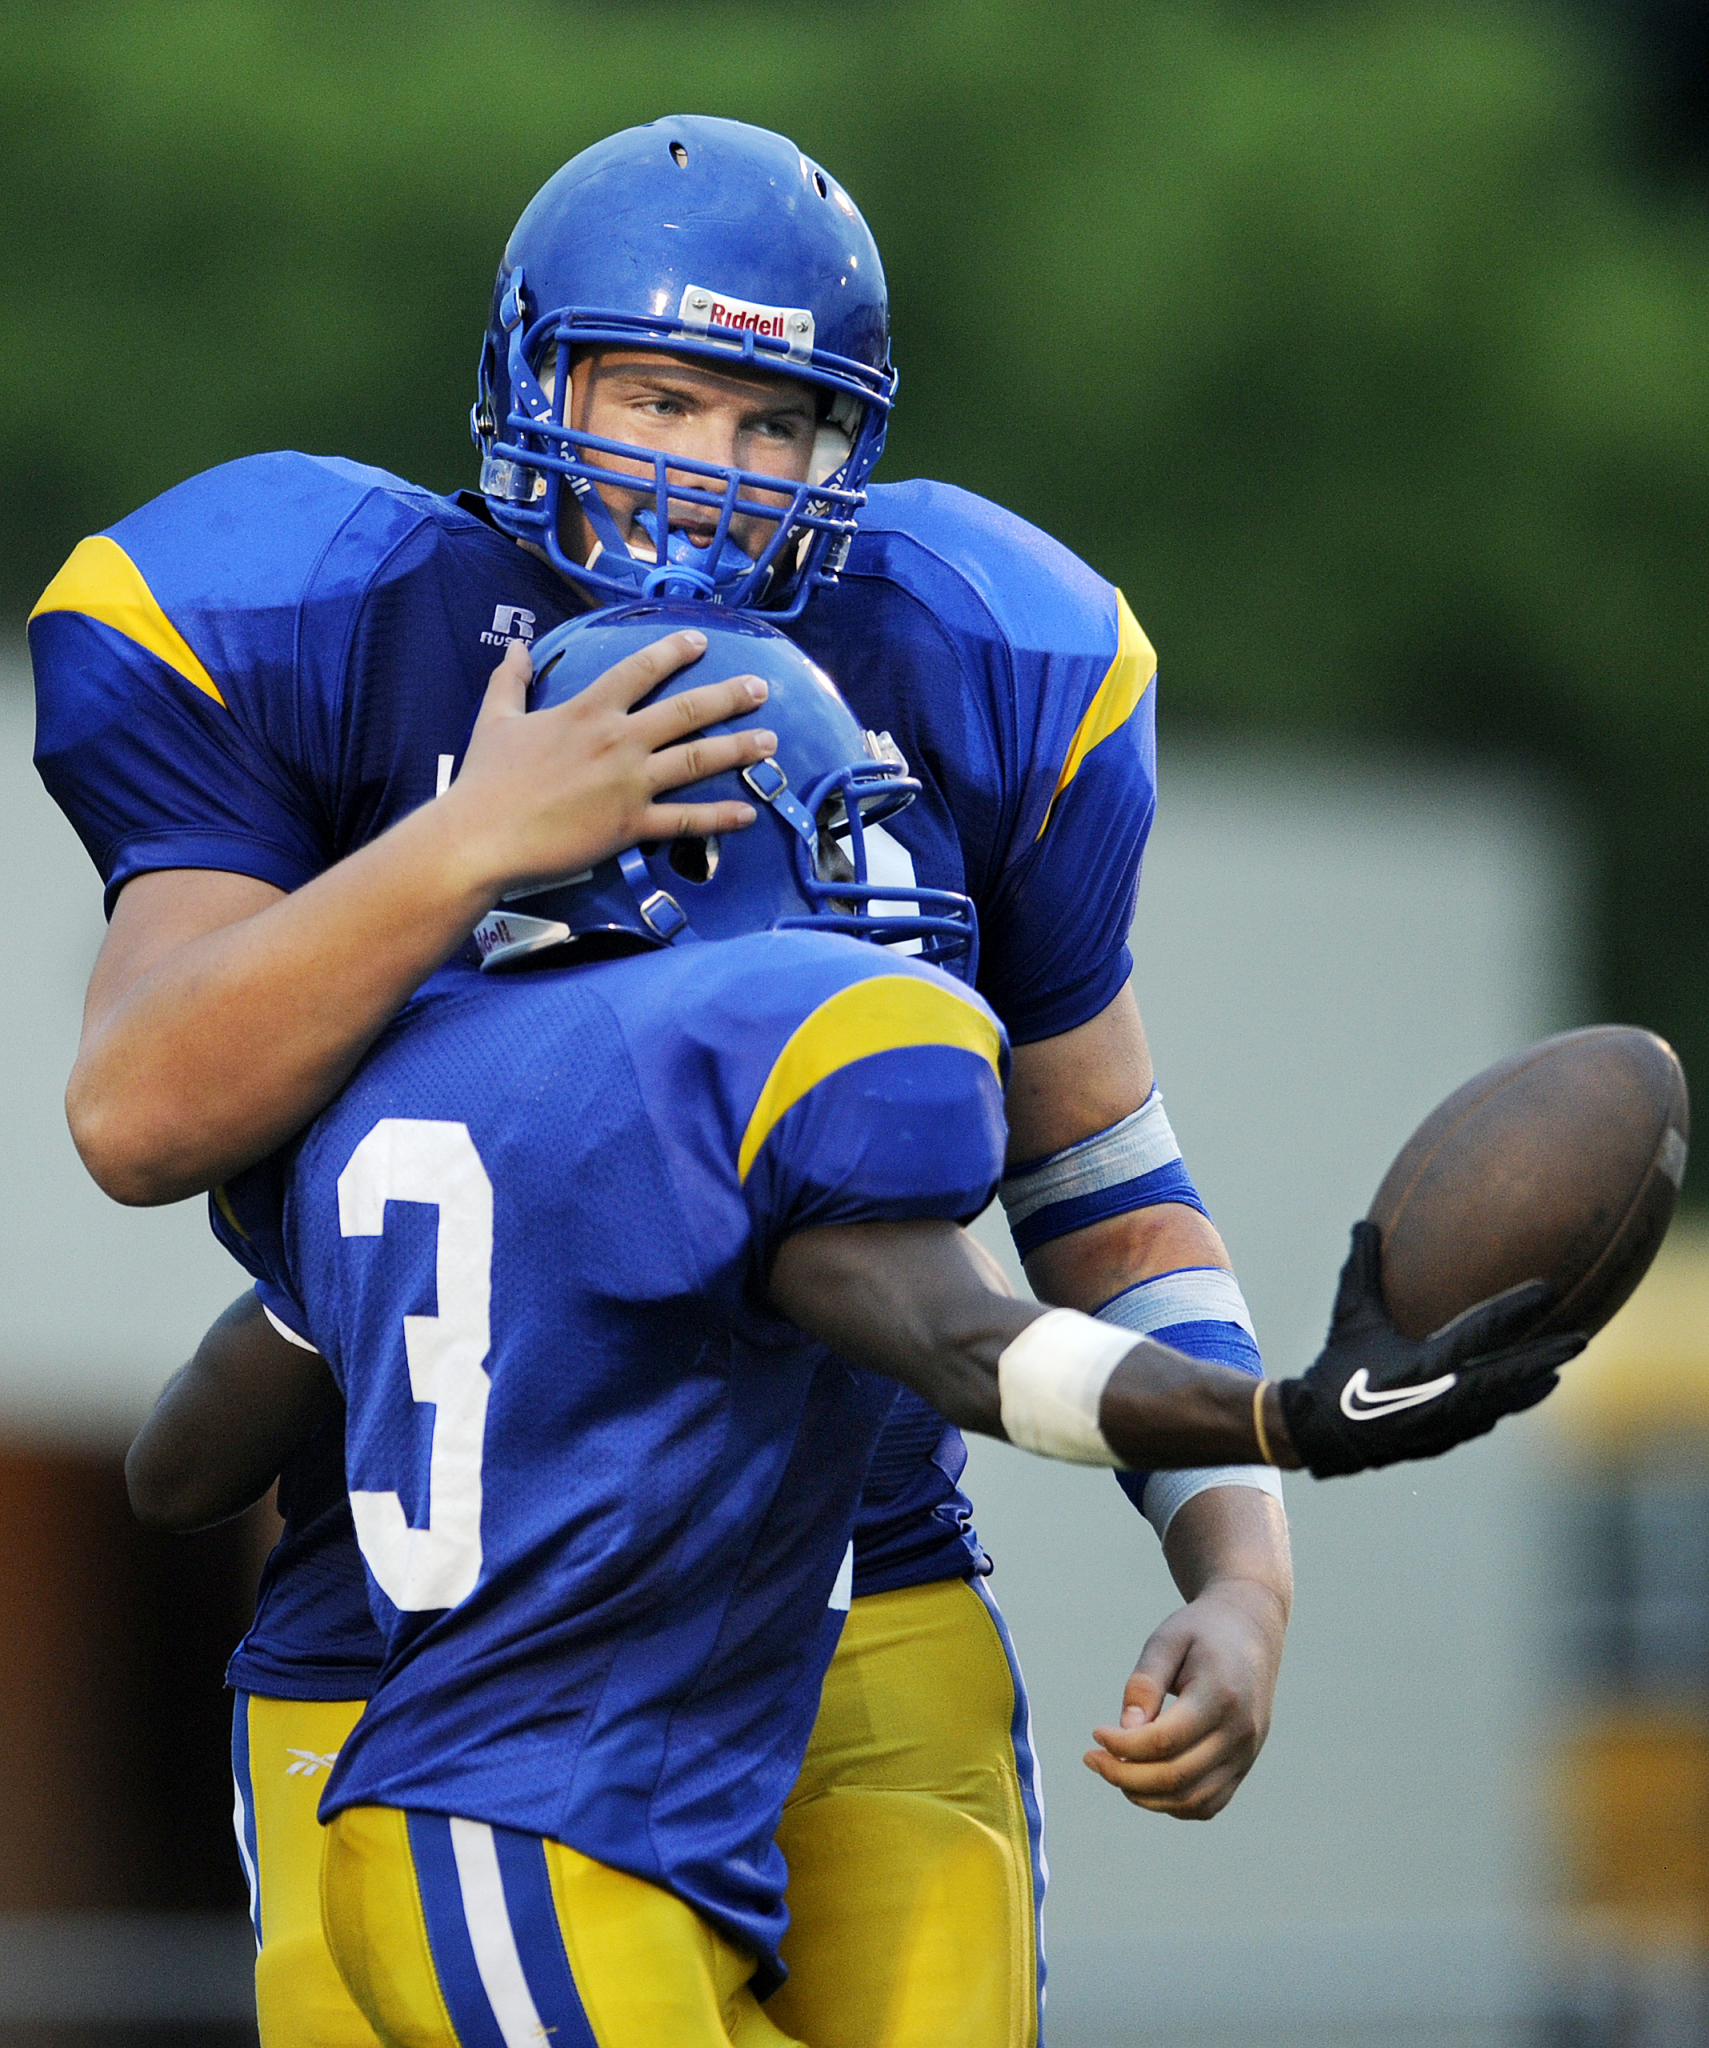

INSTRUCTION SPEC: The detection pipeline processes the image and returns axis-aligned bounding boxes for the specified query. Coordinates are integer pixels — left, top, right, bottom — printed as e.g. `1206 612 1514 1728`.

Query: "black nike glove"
1277 1222 1587 1479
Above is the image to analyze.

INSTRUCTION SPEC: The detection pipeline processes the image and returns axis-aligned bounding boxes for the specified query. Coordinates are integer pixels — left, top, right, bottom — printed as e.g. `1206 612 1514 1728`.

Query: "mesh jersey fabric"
208 935 1007 1982
33 452 1155 1679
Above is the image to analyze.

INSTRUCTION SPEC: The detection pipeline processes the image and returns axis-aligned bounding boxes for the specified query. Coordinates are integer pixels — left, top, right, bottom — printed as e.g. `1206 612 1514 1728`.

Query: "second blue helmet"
472 604 976 976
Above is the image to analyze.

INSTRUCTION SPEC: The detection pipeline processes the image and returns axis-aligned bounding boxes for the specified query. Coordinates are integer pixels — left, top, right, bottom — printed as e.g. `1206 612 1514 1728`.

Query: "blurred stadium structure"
4 0 1707 2042
1539 1234 1709 2045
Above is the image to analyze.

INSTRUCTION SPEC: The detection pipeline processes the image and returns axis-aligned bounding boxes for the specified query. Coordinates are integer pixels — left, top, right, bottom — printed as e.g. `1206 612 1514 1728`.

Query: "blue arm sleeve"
1095 1269 1283 1538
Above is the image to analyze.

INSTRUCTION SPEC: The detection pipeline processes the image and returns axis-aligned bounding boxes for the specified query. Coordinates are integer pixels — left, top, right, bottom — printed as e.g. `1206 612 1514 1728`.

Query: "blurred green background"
6 0 1706 1185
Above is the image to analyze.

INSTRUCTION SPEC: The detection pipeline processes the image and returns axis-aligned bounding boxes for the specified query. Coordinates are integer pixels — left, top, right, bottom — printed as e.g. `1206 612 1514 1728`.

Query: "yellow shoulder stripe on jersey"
1035 590 1155 841
738 974 1003 1184
212 1183 250 1242
29 535 227 708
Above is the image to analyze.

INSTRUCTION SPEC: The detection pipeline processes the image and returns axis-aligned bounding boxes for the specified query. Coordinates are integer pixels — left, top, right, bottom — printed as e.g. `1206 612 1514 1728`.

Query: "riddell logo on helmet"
679 286 815 365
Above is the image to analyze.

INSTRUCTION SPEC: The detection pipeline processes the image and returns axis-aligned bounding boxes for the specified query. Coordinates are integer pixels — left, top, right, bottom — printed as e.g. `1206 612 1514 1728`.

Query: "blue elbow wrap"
998 1090 1207 1259
1096 1266 1284 1541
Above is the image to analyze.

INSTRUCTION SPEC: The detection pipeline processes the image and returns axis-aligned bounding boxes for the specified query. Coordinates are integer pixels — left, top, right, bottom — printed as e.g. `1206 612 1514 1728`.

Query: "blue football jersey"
210 934 1007 1982
31 454 1156 1676
30 454 577 910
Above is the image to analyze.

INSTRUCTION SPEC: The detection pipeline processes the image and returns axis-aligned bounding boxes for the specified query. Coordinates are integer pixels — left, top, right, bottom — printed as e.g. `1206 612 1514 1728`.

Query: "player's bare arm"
768 1217 1272 1460
1084 1486 1290 1819
1002 980 1298 1815
1006 986 1234 1302
766 1213 1574 1472
126 1291 338 1532
69 630 776 1206
143 1196 1577 1549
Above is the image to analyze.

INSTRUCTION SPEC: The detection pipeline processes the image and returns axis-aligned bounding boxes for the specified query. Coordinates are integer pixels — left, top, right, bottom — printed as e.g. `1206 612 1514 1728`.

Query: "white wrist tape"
996 1309 1138 1466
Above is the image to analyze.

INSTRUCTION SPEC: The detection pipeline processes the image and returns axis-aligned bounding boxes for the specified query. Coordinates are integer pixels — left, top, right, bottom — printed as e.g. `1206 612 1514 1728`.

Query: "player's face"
547 348 819 567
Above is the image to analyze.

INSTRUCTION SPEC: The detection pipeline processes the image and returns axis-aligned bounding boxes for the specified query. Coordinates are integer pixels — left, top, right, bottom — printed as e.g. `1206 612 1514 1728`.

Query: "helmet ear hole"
668 834 719 883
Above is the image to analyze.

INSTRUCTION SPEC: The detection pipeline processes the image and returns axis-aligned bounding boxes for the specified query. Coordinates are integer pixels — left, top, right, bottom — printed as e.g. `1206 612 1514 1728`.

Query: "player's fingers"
630 673 770 748
1460 1351 1570 1422
1099 1758 1244 1821
1327 1220 1385 1333
1125 1626 1189 1730
1118 1667 1166 1731
636 800 760 841
1091 1765 1242 1821
1092 1687 1219 1765
1477 1333 1584 1380
1088 1710 1242 1784
1493 1364 1563 1416
1430 1277 1554 1362
1532 1333 1588 1370
1082 1732 1235 1815
471 639 533 727
581 629 709 710
643 727 777 797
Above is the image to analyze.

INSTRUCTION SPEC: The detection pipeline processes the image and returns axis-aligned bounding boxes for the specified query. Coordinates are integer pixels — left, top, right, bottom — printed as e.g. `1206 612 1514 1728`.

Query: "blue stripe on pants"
229 1693 262 1950
408 1813 599 2048
406 1813 511 2048
972 1578 1050 2043
490 1829 597 2045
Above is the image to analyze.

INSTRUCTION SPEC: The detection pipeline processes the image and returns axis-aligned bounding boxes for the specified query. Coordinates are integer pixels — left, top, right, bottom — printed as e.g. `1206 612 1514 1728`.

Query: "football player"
129 615 1577 2048
38 118 1282 2045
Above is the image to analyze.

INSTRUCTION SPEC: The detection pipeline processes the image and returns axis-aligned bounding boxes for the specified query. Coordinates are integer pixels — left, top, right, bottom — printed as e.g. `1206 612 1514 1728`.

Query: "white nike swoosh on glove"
1339 1367 1459 1421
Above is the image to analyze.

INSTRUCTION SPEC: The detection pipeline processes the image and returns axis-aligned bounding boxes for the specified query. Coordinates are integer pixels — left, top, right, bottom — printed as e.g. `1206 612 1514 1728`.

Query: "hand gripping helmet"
471 604 977 975
472 117 896 619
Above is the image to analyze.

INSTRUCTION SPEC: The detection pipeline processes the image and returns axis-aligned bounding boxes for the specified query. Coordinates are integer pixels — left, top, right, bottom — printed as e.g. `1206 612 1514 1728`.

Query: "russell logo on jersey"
480 605 537 651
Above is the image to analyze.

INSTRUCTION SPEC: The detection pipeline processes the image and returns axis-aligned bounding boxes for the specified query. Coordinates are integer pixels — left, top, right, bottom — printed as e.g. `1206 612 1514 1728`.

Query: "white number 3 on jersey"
337 1118 493 1611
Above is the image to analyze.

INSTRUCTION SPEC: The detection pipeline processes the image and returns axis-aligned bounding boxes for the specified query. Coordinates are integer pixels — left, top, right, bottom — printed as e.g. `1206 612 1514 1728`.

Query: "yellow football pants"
234 1576 1043 2048
769 1577 1043 2048
322 1803 802 2048
234 1693 376 2048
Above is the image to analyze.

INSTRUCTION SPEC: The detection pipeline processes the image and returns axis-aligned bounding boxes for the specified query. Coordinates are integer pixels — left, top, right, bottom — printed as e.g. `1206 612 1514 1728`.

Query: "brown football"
1368 1026 1689 1341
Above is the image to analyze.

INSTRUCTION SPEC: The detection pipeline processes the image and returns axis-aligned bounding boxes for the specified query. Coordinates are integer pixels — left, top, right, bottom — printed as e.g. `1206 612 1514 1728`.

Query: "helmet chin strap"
616 847 700 944
631 511 761 600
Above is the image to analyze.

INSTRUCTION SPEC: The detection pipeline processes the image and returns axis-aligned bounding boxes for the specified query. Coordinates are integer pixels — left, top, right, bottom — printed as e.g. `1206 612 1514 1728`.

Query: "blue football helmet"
472 117 896 619
471 604 977 975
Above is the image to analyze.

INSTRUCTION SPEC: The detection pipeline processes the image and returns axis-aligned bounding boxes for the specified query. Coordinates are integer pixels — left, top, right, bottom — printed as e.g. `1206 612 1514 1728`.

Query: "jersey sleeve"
833 484 1160 1048
28 454 430 910
207 1151 306 1334
735 961 1010 1261
976 590 1158 1043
